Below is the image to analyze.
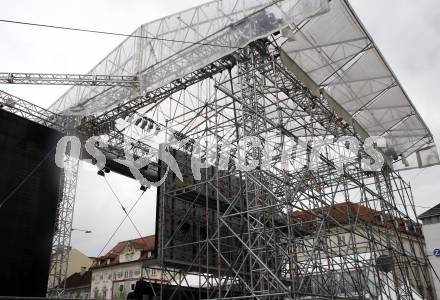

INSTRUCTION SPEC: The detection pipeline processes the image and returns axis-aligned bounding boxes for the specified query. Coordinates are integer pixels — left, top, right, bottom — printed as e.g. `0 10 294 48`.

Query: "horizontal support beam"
0 72 138 87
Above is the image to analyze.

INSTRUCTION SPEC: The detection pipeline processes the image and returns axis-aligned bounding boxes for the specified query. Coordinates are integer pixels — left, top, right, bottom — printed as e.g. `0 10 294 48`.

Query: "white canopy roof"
281 0 439 169
49 0 329 115
48 0 438 169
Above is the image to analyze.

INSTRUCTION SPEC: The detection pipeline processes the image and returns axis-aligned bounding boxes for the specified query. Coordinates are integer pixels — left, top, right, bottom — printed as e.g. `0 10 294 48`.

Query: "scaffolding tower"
0 0 439 298
148 39 436 299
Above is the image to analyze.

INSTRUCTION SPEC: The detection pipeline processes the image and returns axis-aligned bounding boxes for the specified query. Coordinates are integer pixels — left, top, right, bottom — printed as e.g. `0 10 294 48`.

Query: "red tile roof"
289 202 377 225
289 202 422 236
419 203 440 219
64 270 92 289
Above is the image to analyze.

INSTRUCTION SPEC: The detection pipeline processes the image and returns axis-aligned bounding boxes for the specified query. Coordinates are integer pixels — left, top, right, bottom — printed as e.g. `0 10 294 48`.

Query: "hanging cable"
96 188 147 258
101 175 150 252
0 18 237 49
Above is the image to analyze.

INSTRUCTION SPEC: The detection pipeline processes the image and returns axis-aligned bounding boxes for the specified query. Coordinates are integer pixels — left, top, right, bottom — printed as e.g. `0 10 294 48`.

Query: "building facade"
67 248 95 278
419 204 440 300
49 248 95 294
63 268 91 299
290 202 434 299
90 235 164 299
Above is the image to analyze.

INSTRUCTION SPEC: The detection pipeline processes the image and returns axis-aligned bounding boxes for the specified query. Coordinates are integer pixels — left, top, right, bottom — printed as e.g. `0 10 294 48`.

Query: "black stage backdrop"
0 109 62 296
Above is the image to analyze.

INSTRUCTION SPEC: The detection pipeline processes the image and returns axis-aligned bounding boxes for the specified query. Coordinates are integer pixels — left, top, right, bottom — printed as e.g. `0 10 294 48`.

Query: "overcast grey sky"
1 0 439 257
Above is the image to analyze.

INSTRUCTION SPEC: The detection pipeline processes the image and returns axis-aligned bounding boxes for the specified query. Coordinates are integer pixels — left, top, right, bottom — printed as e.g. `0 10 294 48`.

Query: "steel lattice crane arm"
78 55 237 135
0 90 63 130
0 72 138 87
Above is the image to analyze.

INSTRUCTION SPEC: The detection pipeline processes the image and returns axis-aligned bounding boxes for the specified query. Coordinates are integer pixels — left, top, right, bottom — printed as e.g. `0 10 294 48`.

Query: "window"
377 214 384 224
134 269 141 276
129 270 133 278
150 268 157 276
405 221 416 232
414 265 421 279
112 272 116 280
124 271 129 278
337 234 346 246
424 217 432 225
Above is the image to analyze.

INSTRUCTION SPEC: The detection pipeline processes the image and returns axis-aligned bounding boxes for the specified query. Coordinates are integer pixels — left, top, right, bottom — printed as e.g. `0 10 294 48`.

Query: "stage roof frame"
48 0 438 169
281 0 439 169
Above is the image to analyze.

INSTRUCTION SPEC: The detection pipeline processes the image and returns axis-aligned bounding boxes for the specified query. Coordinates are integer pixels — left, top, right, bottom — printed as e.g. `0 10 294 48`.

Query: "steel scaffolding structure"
0 0 439 298
1 38 437 300
144 39 436 299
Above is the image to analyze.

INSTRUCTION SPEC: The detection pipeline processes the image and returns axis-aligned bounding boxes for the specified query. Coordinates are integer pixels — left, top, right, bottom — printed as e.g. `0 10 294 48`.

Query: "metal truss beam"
78 55 237 136
47 154 79 297
0 89 63 130
0 72 138 87
0 37 436 300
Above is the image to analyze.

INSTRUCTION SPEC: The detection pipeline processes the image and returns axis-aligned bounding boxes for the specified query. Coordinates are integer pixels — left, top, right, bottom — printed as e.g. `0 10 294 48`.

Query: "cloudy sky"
1 0 439 257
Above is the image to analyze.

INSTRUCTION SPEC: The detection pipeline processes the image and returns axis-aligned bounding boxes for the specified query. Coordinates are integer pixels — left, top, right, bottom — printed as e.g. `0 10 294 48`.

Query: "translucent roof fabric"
48 0 438 170
49 0 329 116
281 0 439 169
